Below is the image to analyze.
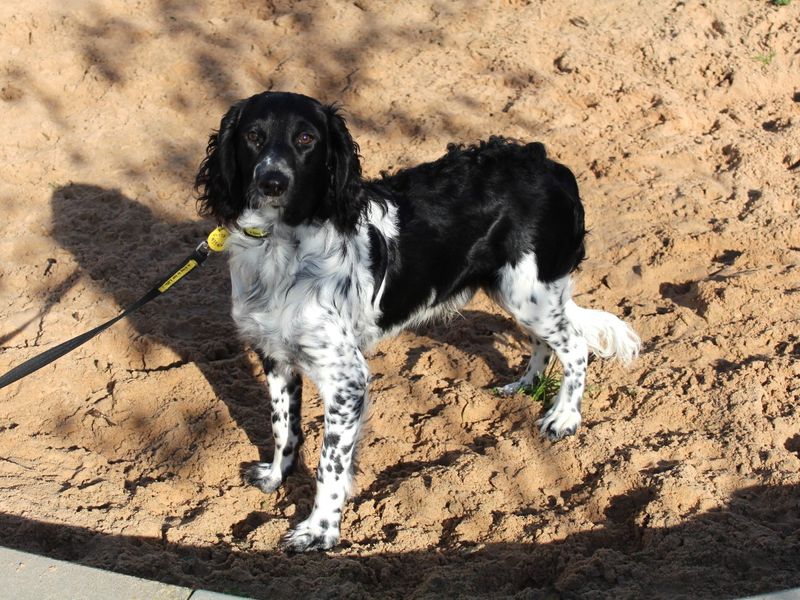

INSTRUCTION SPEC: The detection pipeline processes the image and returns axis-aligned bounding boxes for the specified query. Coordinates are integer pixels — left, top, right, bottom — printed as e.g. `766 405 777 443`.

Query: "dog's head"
196 91 364 232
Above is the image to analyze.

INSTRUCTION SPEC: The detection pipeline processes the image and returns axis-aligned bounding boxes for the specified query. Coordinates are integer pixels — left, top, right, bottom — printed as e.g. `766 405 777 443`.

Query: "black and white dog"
195 91 640 552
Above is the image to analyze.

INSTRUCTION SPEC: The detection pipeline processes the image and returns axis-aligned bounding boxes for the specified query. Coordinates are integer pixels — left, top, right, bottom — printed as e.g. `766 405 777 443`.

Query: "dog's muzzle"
254 157 293 207
258 171 290 198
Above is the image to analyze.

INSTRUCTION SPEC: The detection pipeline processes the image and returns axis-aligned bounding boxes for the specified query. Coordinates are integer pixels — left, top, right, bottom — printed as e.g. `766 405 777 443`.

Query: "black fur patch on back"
371 138 586 330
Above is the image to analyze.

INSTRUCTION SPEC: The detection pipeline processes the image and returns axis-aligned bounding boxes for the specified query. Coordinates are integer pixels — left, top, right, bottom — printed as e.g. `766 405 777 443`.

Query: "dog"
195 91 640 552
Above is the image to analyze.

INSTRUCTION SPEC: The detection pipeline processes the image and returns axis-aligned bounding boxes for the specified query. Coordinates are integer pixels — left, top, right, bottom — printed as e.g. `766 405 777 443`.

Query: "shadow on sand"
0 482 798 599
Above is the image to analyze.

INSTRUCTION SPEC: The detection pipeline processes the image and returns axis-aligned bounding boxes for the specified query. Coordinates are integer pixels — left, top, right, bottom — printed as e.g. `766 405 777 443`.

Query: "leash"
0 226 265 391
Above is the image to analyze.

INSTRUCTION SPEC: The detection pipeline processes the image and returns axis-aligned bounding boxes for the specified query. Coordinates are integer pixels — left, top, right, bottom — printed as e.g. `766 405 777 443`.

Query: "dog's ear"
196 100 245 224
324 105 366 233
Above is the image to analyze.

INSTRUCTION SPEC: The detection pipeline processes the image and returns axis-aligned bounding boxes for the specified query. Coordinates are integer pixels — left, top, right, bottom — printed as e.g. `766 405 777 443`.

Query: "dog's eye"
245 131 261 146
296 132 315 146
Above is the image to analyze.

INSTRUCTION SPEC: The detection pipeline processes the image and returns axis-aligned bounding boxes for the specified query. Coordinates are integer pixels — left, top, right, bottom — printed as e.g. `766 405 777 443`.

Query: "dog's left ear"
324 105 366 233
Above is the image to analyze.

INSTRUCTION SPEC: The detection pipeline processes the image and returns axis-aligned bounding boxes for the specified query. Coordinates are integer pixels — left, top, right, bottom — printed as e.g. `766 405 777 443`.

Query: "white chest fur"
226 217 384 367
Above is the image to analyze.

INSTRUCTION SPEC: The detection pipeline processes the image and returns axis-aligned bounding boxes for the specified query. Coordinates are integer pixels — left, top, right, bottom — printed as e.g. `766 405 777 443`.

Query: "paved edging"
0 546 253 600
739 591 800 600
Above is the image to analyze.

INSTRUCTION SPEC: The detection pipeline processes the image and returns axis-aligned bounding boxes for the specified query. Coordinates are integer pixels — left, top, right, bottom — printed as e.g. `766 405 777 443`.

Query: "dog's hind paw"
536 405 582 441
280 519 339 553
497 381 524 396
241 462 283 493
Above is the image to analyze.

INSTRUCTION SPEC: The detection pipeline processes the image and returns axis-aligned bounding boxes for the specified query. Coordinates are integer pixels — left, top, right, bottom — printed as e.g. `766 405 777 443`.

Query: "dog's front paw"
280 519 339 553
536 405 582 441
242 462 283 493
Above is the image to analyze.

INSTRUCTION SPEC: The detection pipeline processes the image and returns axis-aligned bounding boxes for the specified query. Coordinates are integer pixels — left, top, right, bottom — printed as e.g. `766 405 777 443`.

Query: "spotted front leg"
281 343 368 552
243 358 303 493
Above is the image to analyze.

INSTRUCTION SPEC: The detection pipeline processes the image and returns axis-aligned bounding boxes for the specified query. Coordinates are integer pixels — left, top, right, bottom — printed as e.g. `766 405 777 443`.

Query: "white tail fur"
565 300 641 366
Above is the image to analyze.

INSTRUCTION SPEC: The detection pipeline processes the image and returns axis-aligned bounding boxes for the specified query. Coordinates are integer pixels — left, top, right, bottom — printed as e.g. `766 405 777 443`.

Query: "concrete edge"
0 546 253 600
739 591 800 600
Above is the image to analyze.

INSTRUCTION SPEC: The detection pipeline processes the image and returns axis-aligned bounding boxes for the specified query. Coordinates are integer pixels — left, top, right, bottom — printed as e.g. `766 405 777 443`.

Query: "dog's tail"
565 300 641 366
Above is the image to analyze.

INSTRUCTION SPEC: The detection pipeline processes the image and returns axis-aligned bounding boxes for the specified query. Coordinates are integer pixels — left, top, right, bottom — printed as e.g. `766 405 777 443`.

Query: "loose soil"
1 1 798 598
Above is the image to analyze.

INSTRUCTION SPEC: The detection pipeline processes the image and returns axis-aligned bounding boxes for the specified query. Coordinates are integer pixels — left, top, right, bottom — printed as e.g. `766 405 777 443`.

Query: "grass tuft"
753 50 776 65
493 360 601 408
516 360 561 407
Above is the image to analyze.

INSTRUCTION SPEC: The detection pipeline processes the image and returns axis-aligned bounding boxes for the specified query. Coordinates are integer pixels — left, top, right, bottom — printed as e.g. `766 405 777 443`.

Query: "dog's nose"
258 172 289 197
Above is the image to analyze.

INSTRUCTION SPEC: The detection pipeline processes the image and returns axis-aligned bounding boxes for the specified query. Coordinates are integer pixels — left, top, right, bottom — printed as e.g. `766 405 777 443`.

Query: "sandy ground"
1 1 799 598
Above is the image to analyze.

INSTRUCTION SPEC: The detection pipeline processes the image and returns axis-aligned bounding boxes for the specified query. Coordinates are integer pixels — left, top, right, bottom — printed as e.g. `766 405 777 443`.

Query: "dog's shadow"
399 310 526 388
49 184 525 471
49 184 281 461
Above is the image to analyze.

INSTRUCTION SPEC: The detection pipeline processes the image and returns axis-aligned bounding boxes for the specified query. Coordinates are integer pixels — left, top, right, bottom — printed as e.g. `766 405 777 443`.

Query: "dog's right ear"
196 100 245 224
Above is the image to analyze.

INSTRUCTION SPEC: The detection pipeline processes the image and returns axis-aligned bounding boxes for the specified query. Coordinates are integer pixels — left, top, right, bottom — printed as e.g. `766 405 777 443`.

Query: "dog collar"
206 226 269 252
241 227 270 240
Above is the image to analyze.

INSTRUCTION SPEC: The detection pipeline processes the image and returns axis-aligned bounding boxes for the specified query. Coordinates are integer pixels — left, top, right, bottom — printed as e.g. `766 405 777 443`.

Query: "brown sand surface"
1 1 799 598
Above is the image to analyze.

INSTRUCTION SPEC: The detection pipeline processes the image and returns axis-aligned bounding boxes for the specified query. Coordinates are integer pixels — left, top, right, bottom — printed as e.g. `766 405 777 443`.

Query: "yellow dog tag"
207 227 230 252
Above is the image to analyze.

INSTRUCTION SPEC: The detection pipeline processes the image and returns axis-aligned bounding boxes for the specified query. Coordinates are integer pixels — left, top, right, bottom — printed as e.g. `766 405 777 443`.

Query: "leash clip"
195 240 211 257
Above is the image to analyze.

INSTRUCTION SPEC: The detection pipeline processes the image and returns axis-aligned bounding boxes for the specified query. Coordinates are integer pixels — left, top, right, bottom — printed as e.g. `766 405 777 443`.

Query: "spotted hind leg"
497 256 588 440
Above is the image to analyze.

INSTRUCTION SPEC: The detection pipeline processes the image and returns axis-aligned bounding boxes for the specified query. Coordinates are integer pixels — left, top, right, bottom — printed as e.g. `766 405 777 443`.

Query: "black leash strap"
0 238 216 390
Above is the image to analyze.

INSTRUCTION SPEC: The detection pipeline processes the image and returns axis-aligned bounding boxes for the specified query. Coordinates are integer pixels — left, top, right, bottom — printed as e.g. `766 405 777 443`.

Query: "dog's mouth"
247 186 288 212
264 196 287 209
